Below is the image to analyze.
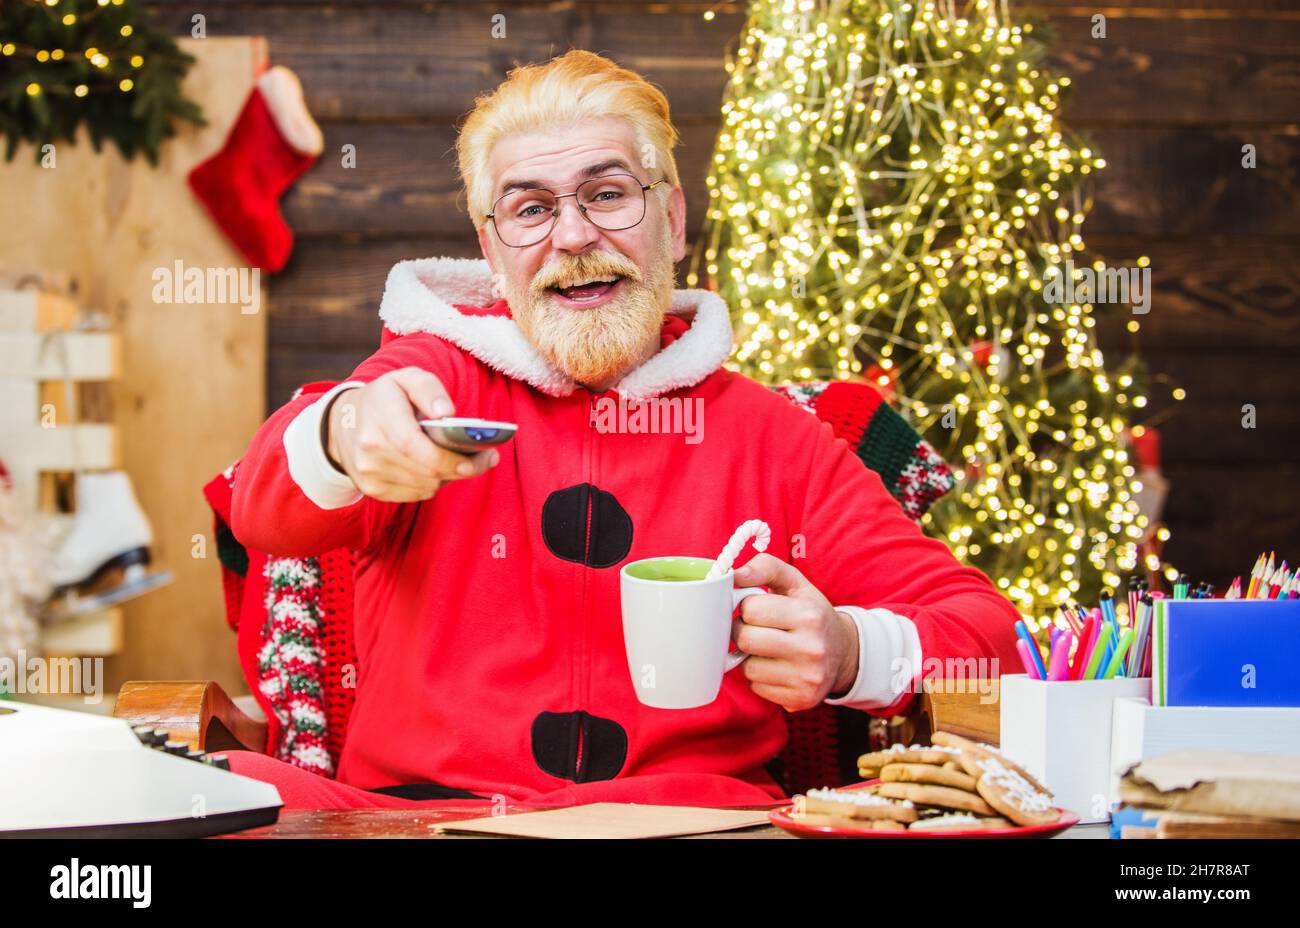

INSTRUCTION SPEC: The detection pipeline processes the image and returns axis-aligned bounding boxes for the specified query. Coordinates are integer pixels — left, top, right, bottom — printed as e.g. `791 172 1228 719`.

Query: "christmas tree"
0 0 204 163
690 0 1176 624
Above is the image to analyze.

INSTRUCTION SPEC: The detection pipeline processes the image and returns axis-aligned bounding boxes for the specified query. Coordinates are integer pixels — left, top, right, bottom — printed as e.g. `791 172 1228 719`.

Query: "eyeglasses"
487 172 667 248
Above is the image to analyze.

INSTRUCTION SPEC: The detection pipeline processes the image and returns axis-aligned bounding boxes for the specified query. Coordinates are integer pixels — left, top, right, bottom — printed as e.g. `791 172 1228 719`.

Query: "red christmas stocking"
188 67 322 272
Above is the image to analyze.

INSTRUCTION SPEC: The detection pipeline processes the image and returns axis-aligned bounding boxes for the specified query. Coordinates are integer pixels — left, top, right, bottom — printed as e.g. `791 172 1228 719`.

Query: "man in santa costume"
227 50 1021 809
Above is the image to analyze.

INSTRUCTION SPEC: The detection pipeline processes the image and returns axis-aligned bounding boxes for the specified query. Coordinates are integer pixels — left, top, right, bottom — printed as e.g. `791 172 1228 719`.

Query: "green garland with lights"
0 0 204 163
690 0 1179 626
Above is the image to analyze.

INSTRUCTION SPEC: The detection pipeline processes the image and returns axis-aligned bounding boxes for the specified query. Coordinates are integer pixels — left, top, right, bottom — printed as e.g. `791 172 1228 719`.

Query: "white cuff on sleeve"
282 380 366 510
824 606 923 710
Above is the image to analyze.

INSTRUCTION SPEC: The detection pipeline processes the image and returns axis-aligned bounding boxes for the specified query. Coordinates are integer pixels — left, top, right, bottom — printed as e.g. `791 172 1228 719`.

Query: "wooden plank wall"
149 0 1300 588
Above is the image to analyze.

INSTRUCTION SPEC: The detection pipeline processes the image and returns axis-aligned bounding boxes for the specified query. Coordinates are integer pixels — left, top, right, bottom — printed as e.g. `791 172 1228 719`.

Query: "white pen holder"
999 673 1151 823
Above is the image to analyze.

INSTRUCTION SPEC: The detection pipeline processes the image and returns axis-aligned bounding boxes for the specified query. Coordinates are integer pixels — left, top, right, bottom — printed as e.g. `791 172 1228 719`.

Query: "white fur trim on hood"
377 256 735 401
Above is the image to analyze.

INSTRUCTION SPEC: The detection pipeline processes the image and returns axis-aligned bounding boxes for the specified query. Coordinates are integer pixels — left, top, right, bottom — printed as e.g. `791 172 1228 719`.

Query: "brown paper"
1119 750 1300 823
433 803 772 839
1152 811 1300 839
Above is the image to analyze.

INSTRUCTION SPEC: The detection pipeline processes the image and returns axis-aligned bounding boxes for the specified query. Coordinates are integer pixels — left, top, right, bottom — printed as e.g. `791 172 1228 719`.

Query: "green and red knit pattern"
772 381 954 521
257 556 333 777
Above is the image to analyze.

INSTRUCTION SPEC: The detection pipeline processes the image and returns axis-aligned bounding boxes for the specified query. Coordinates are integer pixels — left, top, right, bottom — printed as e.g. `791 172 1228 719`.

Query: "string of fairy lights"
2 0 201 163
688 0 1181 627
4 0 143 99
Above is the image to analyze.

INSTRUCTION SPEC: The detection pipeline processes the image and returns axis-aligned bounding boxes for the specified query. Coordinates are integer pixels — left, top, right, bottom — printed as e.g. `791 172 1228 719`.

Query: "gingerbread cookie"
806 816 909 831
793 816 906 833
930 730 1052 797
798 787 919 823
866 819 908 832
972 756 1060 826
875 782 996 816
880 762 978 793
858 743 961 776
907 812 1013 832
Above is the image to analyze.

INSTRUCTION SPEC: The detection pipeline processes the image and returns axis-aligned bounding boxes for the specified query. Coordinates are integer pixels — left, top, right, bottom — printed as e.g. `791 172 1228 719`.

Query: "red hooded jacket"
230 256 1022 805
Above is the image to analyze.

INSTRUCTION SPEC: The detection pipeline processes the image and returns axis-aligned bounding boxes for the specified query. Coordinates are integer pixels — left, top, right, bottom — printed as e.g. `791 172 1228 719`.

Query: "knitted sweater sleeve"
793 416 1023 718
230 333 468 557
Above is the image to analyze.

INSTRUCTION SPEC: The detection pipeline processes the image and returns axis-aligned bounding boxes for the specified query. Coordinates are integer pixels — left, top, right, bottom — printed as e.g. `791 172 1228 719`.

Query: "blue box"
1153 599 1300 707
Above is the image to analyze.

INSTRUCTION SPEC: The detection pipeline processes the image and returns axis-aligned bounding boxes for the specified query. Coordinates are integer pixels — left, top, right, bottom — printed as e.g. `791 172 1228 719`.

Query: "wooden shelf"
42 608 125 658
0 331 120 380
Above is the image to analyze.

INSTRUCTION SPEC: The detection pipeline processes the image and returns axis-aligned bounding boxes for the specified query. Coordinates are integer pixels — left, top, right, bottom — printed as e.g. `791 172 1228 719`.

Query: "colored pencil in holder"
1101 629 1136 680
1016 638 1042 680
1082 623 1110 680
1047 632 1073 681
1014 620 1048 681
1072 615 1098 680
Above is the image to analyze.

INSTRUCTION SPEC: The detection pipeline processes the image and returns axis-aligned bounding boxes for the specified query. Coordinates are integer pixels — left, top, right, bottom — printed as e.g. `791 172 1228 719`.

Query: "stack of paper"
1118 750 1300 838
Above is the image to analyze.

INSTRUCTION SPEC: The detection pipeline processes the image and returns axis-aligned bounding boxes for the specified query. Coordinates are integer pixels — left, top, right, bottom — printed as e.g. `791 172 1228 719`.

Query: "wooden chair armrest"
919 678 1001 745
114 680 268 754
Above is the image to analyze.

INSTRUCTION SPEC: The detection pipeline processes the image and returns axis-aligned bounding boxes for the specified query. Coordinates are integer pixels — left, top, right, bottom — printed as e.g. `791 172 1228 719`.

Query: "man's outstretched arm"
230 333 495 557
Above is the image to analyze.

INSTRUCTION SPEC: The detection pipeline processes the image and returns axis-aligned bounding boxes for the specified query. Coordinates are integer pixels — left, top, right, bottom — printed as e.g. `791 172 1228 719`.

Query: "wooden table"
223 807 1112 839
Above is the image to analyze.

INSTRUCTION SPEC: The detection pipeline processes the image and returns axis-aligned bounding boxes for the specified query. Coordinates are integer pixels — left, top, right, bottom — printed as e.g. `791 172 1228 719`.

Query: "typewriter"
0 699 282 837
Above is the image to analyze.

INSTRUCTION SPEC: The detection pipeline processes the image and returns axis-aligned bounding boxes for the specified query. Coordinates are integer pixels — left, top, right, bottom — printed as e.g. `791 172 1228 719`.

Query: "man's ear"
667 185 687 264
477 224 497 274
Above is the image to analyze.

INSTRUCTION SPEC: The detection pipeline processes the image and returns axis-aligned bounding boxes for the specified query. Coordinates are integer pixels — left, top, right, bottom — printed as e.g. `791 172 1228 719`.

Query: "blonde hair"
456 49 680 229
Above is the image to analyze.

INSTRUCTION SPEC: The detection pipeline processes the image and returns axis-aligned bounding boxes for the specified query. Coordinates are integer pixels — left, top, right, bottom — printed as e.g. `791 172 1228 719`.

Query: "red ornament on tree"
863 363 899 403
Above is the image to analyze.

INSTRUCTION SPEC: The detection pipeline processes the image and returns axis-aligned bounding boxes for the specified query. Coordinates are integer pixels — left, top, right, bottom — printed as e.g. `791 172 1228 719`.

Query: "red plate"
769 780 1080 839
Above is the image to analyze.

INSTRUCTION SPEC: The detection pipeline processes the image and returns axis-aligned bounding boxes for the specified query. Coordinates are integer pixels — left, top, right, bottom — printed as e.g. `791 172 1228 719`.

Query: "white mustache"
533 253 643 293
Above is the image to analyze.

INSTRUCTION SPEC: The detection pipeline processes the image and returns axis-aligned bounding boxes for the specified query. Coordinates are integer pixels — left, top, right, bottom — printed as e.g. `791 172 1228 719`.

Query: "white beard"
506 226 676 388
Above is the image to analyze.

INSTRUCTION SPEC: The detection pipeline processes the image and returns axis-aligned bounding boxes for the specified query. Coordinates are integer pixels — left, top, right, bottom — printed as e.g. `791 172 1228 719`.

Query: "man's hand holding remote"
324 366 499 503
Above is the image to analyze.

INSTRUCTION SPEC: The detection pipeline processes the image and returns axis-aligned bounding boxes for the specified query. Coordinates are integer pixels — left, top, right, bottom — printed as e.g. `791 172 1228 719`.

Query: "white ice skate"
43 471 173 622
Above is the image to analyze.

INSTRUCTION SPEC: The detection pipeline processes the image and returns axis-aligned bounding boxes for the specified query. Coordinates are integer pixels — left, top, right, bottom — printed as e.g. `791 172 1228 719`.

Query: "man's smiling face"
477 117 688 390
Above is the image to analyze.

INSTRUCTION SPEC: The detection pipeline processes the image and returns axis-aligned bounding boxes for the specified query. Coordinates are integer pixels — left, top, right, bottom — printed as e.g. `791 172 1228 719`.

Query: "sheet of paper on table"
434 803 772 839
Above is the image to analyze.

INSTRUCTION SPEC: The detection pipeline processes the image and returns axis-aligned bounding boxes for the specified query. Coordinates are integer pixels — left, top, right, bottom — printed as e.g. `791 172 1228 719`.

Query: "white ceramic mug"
619 555 767 709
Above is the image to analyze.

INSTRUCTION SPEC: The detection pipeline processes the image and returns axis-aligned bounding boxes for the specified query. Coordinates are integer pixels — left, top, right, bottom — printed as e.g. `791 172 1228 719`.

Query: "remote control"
418 417 517 454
